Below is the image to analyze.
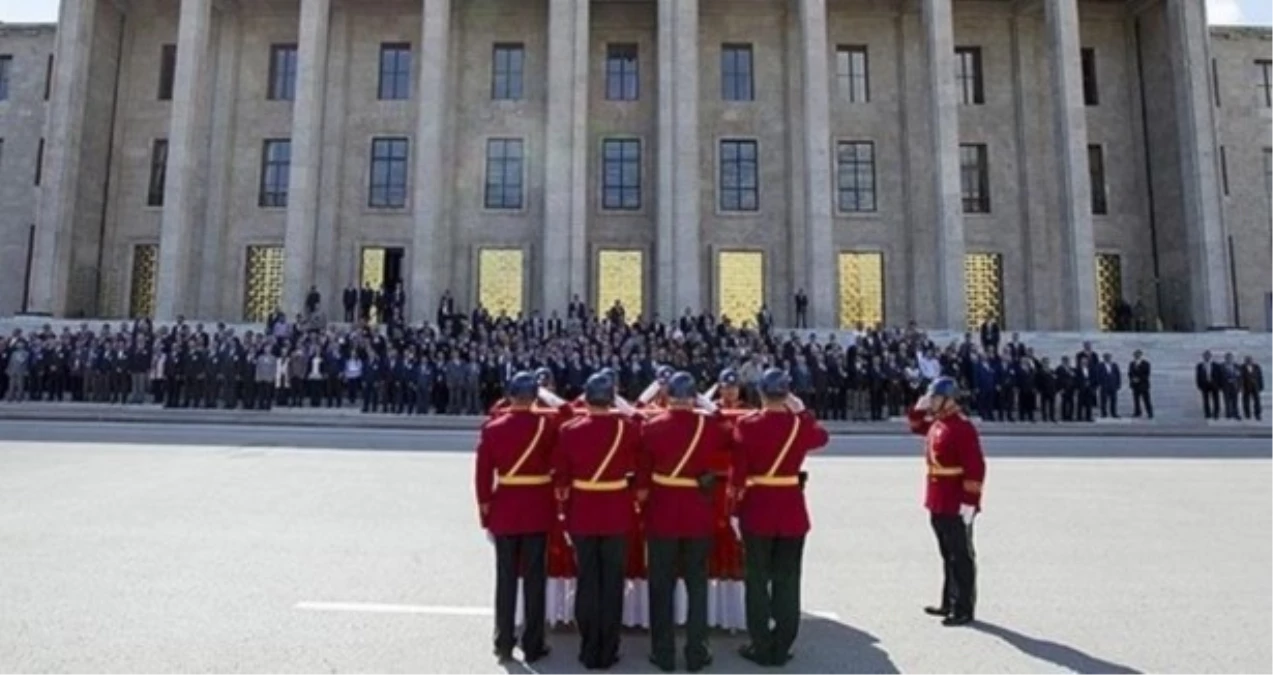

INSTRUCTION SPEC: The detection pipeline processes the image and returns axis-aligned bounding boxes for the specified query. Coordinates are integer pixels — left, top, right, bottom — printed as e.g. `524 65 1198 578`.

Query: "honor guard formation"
474 366 987 670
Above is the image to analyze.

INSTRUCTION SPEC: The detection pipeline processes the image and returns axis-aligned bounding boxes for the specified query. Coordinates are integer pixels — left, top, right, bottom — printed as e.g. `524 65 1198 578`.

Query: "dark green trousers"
742 534 806 662
647 536 712 668
573 535 627 668
493 533 547 655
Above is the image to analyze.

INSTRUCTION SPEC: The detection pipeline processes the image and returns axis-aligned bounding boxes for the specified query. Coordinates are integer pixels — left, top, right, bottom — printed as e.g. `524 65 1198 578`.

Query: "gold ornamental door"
838 252 884 329
964 253 1004 331
1096 253 1123 331
478 248 525 317
716 251 764 327
597 250 644 319
129 244 158 319
243 246 284 322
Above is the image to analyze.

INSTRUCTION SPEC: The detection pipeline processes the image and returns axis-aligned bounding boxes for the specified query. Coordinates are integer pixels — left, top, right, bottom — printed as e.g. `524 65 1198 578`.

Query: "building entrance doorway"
361 246 406 323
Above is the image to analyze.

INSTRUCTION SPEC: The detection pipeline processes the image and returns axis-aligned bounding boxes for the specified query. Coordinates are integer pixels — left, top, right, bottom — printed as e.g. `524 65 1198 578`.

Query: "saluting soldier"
907 377 986 626
638 372 728 673
554 372 642 670
730 368 830 667
474 372 570 664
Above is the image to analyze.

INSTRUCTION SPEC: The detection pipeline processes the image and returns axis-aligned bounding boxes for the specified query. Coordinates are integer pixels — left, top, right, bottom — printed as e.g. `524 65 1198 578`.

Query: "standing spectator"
1195 351 1219 420
5 339 28 401
793 288 808 329
978 315 1000 353
255 348 277 410
130 338 151 404
305 285 321 316
342 285 358 323
360 285 376 323
1240 355 1264 421
1037 357 1057 423
1075 355 1096 422
1128 350 1153 419
1016 357 1037 422
1098 353 1121 419
445 354 465 414
437 289 456 326
1220 353 1241 420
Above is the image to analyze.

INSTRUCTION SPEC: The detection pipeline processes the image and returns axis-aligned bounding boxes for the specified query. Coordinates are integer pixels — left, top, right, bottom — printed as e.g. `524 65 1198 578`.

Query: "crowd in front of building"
2 292 1265 423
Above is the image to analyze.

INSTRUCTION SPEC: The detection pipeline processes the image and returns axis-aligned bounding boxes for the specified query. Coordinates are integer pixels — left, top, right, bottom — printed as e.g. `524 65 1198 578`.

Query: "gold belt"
497 474 552 486
745 475 800 487
652 473 698 488
571 479 628 492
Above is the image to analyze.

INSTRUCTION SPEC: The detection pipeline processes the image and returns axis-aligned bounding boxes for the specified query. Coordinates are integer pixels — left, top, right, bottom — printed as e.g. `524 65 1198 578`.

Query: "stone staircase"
2 316 1269 425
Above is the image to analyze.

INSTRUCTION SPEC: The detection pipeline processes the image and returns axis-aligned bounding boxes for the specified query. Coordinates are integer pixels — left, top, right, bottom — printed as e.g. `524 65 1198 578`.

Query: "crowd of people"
0 298 1264 423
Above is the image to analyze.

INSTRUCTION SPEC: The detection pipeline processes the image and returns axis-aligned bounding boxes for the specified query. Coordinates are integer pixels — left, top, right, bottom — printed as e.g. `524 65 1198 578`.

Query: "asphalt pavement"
0 423 1269 673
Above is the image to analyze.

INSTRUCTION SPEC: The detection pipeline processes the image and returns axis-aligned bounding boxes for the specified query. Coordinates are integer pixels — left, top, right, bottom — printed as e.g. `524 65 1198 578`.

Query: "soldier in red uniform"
707 369 749 588
730 368 830 666
907 376 986 627
638 371 729 672
474 372 571 662
555 372 643 670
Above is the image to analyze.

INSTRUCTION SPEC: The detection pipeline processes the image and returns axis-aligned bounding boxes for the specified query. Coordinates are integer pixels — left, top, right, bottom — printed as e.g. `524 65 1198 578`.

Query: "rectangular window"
601 139 641 210
836 141 876 213
1257 59 1272 108
1219 146 1230 196
268 44 298 101
1265 148 1272 203
378 43 411 100
1081 48 1099 106
604 43 639 101
0 55 10 101
1088 144 1107 215
721 44 754 102
719 139 759 212
484 138 524 210
158 44 176 100
43 54 53 100
1212 58 1222 107
147 139 169 207
35 138 44 186
258 139 292 207
955 47 984 105
835 46 869 103
369 137 409 209
491 43 525 101
959 143 990 213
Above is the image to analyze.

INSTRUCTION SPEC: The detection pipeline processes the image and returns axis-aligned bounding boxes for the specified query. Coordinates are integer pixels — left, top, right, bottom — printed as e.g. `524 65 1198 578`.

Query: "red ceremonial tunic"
730 409 829 537
637 409 729 539
907 408 986 514
712 403 751 578
554 412 642 537
474 406 571 535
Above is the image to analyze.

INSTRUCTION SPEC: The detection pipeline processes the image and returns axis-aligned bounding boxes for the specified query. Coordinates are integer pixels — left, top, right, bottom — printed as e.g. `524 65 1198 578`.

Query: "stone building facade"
2 0 1270 330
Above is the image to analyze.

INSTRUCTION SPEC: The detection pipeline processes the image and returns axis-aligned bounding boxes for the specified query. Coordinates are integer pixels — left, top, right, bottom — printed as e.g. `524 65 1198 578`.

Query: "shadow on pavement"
972 621 1140 674
499 614 897 675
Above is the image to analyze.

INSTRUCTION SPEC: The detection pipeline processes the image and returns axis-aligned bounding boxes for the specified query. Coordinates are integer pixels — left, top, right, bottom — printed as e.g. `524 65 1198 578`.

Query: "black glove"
798 471 809 490
696 472 717 496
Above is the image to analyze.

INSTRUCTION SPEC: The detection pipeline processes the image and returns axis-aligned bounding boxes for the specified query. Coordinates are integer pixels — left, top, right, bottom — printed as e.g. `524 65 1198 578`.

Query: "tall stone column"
921 0 966 330
656 0 701 317
1045 0 1098 331
28 0 98 316
410 0 452 324
155 0 215 320
280 0 331 316
543 0 589 314
1166 0 1231 328
799 0 835 329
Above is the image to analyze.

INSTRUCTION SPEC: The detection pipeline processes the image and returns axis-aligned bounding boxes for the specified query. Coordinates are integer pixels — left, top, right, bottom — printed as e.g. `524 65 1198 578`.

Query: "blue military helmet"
926 376 959 399
506 371 538 401
584 372 617 406
535 367 554 386
656 365 674 383
758 368 791 398
598 366 617 380
666 371 697 400
718 368 741 387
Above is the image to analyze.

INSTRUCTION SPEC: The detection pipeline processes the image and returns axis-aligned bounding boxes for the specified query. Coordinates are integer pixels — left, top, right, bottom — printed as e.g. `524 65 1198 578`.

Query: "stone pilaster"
28 0 98 316
410 0 452 324
798 0 835 329
155 0 215 320
1045 0 1099 331
1166 0 1232 328
543 0 589 315
656 0 701 316
280 0 331 316
196 7 240 319
921 0 966 330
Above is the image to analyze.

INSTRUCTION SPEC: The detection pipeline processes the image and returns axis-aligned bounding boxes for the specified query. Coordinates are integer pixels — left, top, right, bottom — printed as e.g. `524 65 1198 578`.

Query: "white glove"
486 531 495 546
959 504 976 526
704 384 719 400
537 387 566 407
786 395 806 413
695 394 718 414
637 381 661 404
915 395 933 413
614 396 637 415
730 517 742 540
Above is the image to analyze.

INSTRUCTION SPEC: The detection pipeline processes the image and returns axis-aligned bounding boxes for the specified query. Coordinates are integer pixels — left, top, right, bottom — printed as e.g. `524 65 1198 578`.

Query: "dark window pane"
158 45 176 100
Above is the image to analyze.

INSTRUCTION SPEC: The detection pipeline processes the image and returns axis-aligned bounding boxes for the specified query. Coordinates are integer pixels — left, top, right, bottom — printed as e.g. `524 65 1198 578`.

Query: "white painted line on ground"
807 610 841 621
295 601 493 616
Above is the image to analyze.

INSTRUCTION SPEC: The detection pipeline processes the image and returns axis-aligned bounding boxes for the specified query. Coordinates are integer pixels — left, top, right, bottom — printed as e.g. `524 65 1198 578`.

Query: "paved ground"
0 424 1269 673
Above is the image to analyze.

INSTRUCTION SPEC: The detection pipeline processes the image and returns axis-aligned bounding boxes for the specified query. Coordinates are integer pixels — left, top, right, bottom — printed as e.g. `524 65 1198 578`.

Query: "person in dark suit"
973 355 997 421
1036 357 1057 422
1195 351 1219 419
1128 350 1153 419
437 289 456 326
304 285 321 316
1098 353 1121 419
1074 355 1095 422
1240 355 1264 421
978 316 1000 353
1220 353 1241 420
342 285 358 323
793 289 809 329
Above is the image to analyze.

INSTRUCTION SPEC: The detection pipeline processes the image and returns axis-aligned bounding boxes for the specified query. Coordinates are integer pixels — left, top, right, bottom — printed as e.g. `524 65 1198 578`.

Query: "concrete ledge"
0 403 1268 438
